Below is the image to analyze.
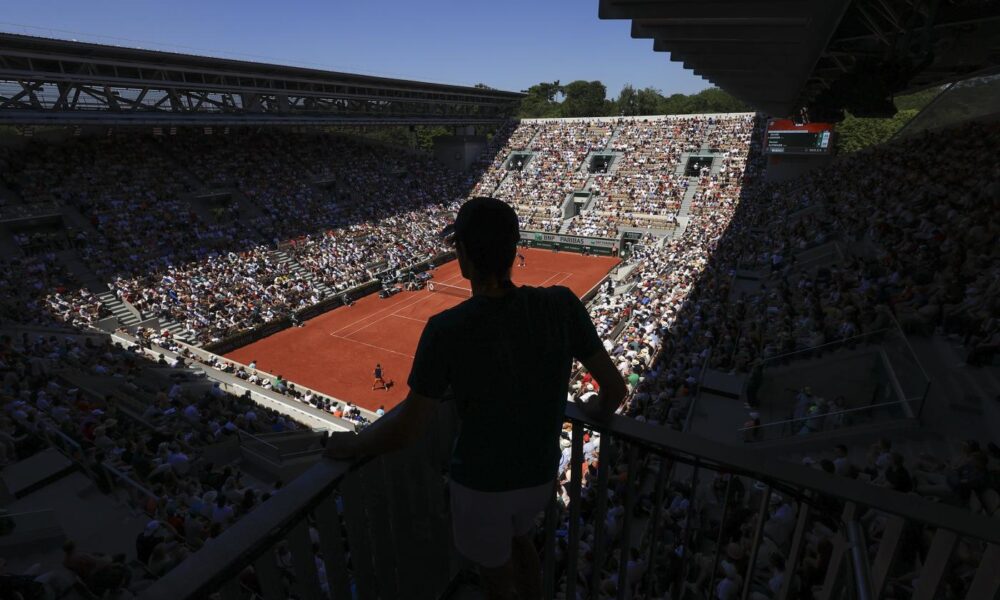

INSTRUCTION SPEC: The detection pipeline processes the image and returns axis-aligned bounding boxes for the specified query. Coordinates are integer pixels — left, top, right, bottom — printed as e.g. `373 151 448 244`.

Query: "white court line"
329 272 464 336
534 271 565 287
339 284 453 338
389 314 429 324
330 334 415 359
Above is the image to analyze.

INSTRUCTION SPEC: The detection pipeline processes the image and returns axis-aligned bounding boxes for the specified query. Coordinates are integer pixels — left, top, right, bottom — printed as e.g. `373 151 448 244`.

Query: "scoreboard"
765 119 835 155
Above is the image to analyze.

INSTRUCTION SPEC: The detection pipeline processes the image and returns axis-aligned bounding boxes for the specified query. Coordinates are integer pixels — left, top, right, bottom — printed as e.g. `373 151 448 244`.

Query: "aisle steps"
272 249 335 299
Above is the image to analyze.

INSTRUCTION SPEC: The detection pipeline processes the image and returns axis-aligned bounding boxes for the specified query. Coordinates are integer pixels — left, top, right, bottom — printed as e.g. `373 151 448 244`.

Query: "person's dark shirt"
408 285 603 492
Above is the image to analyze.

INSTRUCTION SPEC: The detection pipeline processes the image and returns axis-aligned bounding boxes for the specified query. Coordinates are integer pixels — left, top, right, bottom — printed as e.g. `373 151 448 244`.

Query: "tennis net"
427 281 472 299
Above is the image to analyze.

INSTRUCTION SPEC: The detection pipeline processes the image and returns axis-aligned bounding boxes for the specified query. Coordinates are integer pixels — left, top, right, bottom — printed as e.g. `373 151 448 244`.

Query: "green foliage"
617 84 639 116
835 109 919 153
615 86 749 116
895 87 943 111
414 126 451 151
832 87 943 153
561 80 608 118
519 81 563 118
517 80 750 119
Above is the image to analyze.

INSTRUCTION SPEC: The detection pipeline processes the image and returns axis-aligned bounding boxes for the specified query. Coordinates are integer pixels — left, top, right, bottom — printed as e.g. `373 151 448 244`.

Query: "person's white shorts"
450 479 554 568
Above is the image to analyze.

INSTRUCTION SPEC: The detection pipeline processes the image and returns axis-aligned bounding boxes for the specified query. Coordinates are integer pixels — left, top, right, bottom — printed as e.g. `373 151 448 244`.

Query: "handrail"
235 428 281 453
0 508 57 520
39 421 83 453
736 398 915 432
883 306 933 382
562 402 1000 545
142 392 1000 600
756 326 894 365
101 461 159 501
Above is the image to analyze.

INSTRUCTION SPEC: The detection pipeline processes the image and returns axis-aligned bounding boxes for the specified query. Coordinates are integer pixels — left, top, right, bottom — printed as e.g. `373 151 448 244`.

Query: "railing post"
706 476 734 598
642 454 669 596
671 458 701 600
740 484 771 600
615 444 639 600
564 420 585 600
917 380 931 425
589 431 613 595
541 488 558 600
846 518 874 600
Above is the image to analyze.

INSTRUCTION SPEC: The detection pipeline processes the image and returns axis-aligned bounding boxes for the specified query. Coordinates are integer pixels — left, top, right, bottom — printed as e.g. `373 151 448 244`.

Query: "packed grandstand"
8 4 1000 590
3 104 998 599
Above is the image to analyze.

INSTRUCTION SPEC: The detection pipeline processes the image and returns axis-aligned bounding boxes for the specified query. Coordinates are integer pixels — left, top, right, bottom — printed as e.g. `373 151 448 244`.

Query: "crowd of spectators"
0 331 298 596
0 131 478 344
1 114 997 599
120 325 376 430
492 122 610 217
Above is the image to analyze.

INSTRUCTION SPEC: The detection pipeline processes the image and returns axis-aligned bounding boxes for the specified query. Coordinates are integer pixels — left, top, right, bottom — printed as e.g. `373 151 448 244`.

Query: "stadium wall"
764 153 835 183
433 134 488 171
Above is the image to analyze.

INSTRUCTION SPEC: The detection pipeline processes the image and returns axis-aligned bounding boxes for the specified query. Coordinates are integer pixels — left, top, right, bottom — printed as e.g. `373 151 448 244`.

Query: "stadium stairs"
676 180 701 218
51 247 146 331
270 249 336 299
605 120 625 148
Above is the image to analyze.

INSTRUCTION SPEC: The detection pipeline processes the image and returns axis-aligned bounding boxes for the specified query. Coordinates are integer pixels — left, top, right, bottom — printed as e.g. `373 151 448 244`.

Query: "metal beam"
0 33 522 126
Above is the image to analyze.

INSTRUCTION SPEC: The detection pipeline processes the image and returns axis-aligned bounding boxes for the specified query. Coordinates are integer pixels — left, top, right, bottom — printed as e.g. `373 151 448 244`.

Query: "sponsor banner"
523 231 618 249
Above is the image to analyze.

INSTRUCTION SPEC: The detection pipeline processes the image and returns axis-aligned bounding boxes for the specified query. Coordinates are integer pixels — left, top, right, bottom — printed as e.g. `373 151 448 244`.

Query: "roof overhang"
0 33 525 126
601 0 1000 119
601 0 853 116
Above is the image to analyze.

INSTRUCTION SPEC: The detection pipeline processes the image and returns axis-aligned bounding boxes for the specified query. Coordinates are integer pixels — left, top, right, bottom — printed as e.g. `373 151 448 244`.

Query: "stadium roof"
600 0 1000 119
0 33 524 126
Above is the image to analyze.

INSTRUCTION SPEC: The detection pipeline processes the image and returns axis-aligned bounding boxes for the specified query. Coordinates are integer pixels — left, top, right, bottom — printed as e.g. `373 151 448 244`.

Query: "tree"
561 80 608 118
518 81 563 118
636 87 663 116
833 87 942 153
616 84 639 116
835 109 918 153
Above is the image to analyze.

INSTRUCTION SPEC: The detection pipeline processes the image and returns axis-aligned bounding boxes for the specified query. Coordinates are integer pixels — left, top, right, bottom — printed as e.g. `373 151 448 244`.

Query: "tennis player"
371 363 386 391
325 197 625 600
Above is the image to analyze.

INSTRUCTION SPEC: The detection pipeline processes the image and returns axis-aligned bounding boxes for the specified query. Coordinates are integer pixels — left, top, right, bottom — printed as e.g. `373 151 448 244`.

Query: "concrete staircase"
161 318 194 342
95 289 141 329
605 120 626 149
676 181 700 218
271 249 335 299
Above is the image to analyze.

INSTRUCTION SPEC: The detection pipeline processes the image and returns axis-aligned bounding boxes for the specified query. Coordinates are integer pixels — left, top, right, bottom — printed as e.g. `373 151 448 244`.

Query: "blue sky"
1 0 709 98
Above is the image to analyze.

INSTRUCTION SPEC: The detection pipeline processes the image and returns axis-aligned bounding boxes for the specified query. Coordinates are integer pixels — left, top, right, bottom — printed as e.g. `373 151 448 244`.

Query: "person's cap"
441 197 520 246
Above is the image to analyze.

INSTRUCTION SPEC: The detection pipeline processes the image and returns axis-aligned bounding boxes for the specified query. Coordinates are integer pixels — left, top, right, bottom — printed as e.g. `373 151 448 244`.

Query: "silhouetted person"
325 197 626 600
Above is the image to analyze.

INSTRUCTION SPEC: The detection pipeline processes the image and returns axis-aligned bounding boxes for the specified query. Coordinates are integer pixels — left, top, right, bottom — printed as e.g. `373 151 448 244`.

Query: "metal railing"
139 400 1000 600
738 398 917 442
742 324 931 441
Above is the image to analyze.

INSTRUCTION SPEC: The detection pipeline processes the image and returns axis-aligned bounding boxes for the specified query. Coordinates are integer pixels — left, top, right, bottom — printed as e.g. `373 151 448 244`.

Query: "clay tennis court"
226 248 619 412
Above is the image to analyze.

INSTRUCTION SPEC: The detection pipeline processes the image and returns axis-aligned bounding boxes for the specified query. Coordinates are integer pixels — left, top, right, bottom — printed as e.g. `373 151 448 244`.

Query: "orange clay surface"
226 248 619 412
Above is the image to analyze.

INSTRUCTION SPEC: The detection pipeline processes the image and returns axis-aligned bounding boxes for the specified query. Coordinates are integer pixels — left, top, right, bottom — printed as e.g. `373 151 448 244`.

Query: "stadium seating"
3 117 999 600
